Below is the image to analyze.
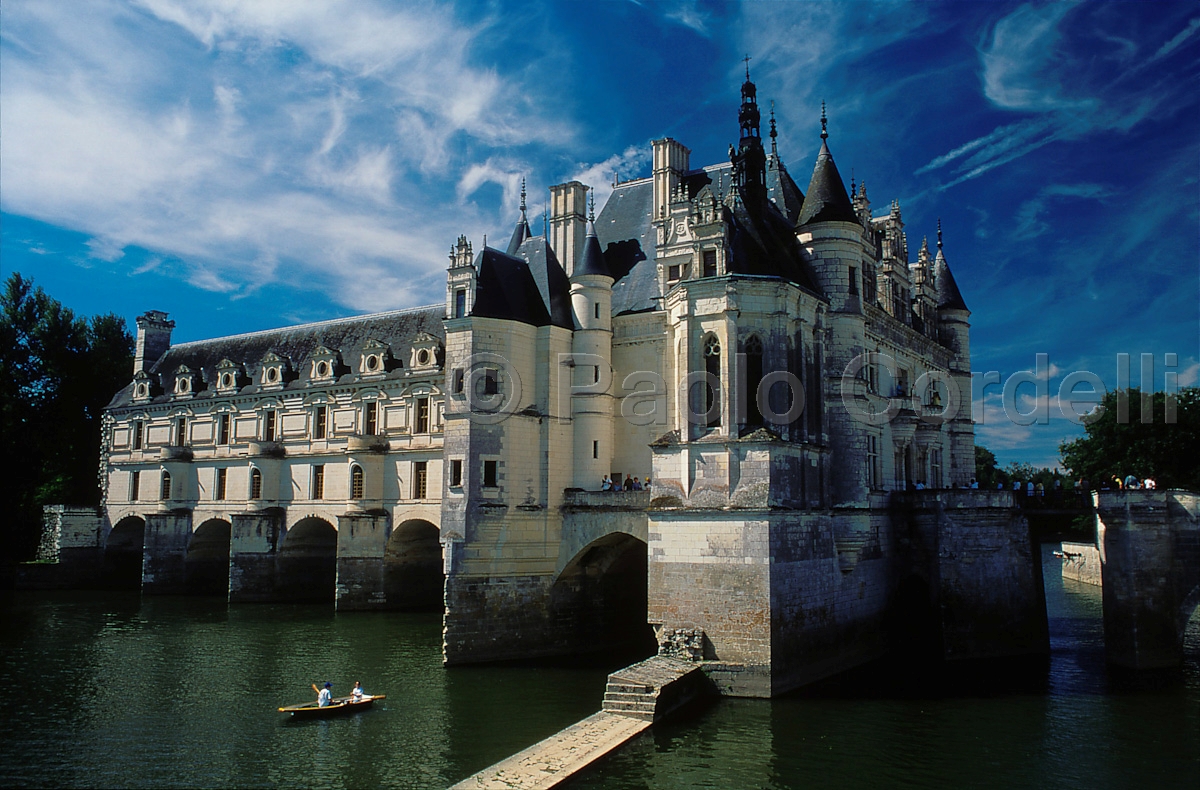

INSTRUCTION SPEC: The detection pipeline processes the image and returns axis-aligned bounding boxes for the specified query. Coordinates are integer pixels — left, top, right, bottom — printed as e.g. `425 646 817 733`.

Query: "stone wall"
1060 541 1102 586
1097 489 1200 669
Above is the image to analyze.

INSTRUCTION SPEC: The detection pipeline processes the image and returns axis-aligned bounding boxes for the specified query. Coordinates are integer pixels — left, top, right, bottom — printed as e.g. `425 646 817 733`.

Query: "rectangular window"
449 459 463 487
250 469 263 500
849 266 858 295
160 471 171 500
453 369 464 394
215 468 227 501
365 402 378 435
594 302 601 319
702 249 717 277
483 369 498 396
594 365 600 383
866 436 879 490
931 450 942 490
130 470 140 501
217 414 230 445
312 464 324 500
454 289 467 318
894 450 905 491
263 410 277 442
413 461 428 499
175 417 187 446
668 264 681 281
593 440 599 459
867 363 879 395
133 421 144 450
483 460 498 488
313 406 327 439
415 397 430 433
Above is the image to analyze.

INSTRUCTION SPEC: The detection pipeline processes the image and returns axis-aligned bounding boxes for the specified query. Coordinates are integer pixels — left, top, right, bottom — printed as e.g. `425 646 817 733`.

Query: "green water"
2 546 1197 788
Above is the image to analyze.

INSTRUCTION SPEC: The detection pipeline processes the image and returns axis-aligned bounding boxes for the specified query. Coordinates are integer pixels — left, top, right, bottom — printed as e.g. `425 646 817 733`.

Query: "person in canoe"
352 681 364 701
312 682 333 707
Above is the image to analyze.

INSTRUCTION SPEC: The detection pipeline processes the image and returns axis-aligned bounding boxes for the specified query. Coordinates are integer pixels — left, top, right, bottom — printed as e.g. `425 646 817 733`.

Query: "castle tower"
732 63 767 207
933 223 975 486
652 138 690 223
445 235 476 320
569 199 615 489
795 104 871 505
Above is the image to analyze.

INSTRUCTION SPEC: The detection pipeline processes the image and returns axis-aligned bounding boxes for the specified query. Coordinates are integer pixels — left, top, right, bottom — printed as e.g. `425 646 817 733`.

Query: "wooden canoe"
278 694 386 718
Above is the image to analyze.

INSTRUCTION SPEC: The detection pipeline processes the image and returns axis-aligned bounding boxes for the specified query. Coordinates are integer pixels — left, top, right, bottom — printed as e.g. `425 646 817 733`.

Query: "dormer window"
358 339 393 377
260 351 290 389
409 332 443 372
132 370 158 403
172 365 199 398
308 345 341 383
215 359 244 394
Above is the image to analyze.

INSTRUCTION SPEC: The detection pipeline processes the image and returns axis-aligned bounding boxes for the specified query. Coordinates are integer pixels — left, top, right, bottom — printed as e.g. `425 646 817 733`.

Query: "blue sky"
2 0 1197 469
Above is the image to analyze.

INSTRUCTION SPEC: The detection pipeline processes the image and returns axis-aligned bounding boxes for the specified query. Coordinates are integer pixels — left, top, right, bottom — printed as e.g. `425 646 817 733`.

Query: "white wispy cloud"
1011 183 1114 240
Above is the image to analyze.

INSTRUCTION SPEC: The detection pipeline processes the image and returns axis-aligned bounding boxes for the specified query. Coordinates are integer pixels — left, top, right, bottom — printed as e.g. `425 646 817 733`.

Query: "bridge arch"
278 516 338 603
185 518 231 595
384 518 443 611
550 532 654 657
105 515 145 589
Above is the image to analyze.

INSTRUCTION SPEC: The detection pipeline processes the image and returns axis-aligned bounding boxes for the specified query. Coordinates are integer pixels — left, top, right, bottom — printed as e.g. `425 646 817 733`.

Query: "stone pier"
141 511 193 594
335 512 390 609
228 509 284 602
1096 490 1200 669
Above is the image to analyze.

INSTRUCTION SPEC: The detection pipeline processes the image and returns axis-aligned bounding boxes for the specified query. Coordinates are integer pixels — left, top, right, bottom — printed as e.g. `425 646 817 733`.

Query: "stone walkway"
448 711 650 790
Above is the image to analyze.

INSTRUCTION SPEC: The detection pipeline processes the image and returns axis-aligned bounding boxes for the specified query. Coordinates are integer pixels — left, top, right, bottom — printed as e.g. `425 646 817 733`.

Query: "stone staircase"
601 655 709 722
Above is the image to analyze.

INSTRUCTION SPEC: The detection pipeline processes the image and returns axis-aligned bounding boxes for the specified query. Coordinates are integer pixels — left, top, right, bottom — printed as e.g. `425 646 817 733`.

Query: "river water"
1 545 1197 789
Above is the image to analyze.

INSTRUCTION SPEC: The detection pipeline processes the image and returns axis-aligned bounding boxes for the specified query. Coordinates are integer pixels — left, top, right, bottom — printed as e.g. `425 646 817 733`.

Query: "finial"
588 192 595 223
543 209 548 237
744 54 752 81
820 101 827 140
519 178 526 214
850 167 856 197
937 218 943 250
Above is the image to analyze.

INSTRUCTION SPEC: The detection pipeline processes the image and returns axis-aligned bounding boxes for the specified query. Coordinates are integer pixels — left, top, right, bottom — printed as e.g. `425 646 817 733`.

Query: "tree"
974 444 1003 488
1059 387 1200 491
0 273 134 560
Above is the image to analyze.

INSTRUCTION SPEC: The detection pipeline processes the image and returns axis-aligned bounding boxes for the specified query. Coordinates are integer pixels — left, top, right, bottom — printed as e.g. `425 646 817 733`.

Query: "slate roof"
596 179 658 315
472 234 574 330
107 305 445 409
934 249 969 312
506 212 532 256
796 140 858 227
766 153 805 225
574 221 612 279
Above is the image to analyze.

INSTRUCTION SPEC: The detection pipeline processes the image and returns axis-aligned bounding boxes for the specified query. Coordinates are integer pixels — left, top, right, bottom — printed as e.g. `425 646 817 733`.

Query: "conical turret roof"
934 248 968 311
574 221 611 279
796 139 858 227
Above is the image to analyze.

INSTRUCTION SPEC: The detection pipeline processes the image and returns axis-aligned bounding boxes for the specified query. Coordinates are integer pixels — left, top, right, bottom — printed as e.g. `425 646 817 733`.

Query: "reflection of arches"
185 519 231 596
384 519 443 611
551 533 654 657
105 516 145 589
278 517 337 603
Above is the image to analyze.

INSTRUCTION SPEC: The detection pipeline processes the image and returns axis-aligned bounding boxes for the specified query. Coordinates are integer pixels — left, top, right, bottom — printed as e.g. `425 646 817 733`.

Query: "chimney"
549 181 589 277
134 311 174 374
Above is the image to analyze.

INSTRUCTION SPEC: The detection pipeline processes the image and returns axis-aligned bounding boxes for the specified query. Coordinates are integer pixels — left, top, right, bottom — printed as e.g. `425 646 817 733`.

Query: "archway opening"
551 533 654 661
384 519 443 611
186 519 231 596
278 517 337 603
887 575 943 674
105 516 145 589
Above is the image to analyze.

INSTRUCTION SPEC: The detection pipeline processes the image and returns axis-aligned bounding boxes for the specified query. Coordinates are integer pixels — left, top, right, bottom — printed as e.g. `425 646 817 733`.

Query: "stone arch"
550 533 654 658
186 518 231 596
105 515 146 589
278 516 338 603
384 518 443 611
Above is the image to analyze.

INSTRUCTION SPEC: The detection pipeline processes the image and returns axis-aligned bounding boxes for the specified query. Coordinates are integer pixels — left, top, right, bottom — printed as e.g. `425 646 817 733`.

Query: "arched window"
744 335 764 428
250 468 263 500
350 465 365 500
703 335 721 428
160 470 172 500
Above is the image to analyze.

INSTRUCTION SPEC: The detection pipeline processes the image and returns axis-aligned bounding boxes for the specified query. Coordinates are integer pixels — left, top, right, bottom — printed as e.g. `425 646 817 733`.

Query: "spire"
932 222 968 311
506 177 532 255
733 58 767 207
919 236 930 262
796 103 857 227
769 101 778 158
574 200 610 280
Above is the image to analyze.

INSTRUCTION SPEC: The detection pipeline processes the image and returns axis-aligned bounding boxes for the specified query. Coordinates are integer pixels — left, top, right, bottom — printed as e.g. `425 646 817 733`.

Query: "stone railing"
159 444 194 461
563 489 651 510
247 440 286 458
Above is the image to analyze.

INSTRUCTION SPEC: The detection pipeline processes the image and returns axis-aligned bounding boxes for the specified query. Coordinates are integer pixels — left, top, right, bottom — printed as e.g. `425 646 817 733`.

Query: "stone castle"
53 72 1051 697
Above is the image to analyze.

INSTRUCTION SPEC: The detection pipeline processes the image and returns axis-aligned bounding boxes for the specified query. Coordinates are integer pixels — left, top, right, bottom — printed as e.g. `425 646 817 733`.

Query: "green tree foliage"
1059 387 1200 491
0 273 133 560
974 444 1002 488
